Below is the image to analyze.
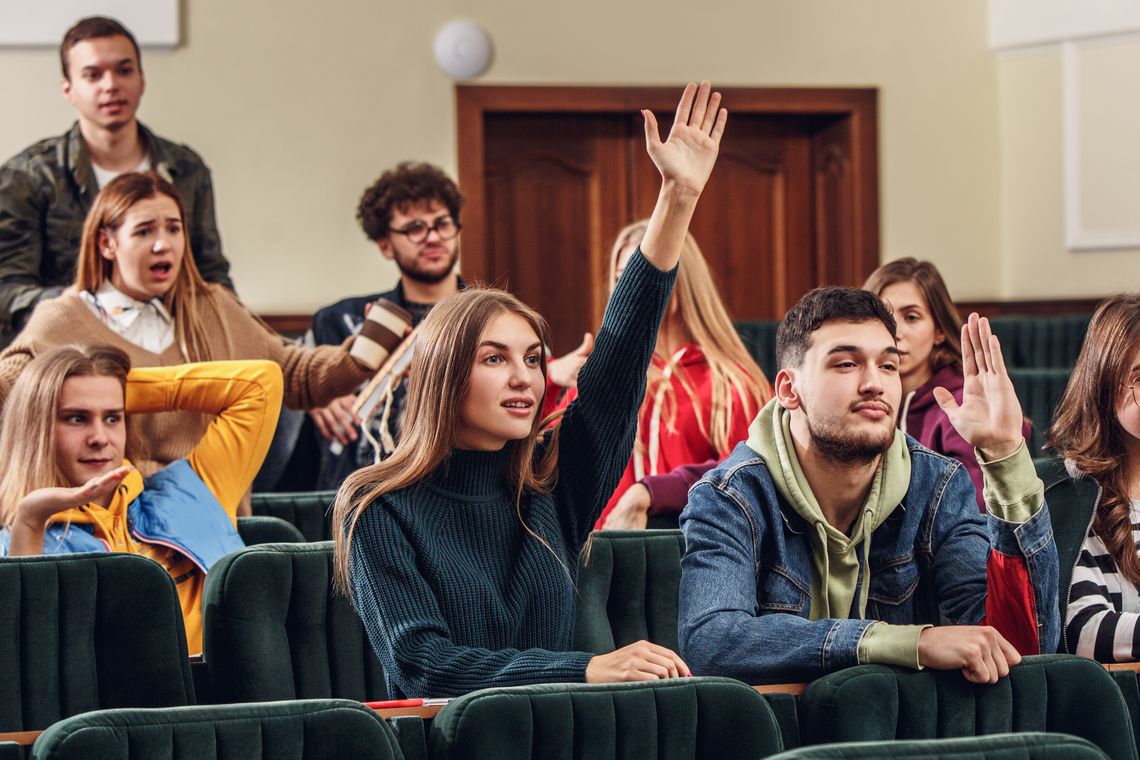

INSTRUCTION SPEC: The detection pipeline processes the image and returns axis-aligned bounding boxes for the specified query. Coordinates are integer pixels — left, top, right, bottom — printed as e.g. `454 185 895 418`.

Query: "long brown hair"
1051 294 1140 583
76 172 220 362
332 287 561 594
610 221 770 459
0 345 131 526
863 257 963 373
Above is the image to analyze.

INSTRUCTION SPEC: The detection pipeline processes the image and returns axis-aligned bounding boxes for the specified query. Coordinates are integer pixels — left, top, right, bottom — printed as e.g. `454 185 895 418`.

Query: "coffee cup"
349 299 413 370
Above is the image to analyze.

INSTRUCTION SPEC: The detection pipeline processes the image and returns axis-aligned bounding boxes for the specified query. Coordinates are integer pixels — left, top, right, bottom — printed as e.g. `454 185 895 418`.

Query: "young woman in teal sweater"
333 82 726 698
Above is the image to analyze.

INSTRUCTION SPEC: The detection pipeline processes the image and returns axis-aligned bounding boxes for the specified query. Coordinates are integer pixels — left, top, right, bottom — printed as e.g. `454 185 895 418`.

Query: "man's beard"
395 245 459 285
802 399 895 466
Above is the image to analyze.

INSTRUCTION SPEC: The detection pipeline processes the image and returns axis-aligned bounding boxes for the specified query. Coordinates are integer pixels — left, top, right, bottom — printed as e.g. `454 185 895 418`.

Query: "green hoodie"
746 399 930 667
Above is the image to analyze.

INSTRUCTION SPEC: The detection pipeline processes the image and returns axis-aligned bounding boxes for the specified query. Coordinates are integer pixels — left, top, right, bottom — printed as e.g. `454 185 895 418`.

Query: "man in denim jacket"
679 287 1058 685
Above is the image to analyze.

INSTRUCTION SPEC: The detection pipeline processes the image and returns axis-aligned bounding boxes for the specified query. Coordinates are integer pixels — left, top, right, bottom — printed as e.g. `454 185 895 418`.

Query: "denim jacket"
678 439 1060 684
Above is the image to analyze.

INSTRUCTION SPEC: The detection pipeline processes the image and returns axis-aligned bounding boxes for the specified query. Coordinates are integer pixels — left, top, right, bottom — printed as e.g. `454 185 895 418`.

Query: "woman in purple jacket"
864 257 1029 511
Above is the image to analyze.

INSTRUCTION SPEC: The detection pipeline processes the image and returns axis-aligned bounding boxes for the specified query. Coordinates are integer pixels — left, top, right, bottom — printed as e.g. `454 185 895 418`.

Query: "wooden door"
459 87 878 355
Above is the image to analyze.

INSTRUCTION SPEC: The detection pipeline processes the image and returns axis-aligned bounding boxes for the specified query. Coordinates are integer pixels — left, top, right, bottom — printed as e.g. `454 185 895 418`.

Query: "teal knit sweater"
348 249 677 698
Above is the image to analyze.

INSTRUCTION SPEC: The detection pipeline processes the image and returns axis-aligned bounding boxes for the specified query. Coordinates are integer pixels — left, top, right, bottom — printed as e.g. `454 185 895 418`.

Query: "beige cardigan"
0 286 371 477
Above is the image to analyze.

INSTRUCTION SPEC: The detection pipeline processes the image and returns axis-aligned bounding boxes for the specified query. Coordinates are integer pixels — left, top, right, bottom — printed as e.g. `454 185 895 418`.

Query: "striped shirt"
1066 500 1140 662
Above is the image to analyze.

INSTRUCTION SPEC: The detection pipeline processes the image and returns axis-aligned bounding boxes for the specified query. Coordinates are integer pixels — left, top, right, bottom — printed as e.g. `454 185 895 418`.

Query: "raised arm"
553 82 726 542
126 360 283 517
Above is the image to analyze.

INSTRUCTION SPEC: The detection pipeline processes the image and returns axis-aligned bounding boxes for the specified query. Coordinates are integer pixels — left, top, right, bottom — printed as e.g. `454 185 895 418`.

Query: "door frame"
455 85 880 287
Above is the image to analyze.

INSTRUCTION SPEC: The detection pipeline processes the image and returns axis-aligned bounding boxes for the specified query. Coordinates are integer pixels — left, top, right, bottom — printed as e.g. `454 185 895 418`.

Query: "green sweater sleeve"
976 441 1042 524
857 621 932 668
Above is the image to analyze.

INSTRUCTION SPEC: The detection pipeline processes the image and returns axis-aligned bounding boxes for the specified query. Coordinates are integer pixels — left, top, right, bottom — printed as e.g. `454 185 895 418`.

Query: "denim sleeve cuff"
976 441 1042 524
857 621 931 669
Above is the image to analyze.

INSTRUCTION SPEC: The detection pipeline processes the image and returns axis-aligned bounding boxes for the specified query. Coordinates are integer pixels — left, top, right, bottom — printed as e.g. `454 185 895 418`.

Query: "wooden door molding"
456 85 880 294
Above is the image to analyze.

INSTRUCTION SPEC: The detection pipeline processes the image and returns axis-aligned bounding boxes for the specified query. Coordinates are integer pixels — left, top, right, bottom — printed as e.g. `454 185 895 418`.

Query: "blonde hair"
610 221 771 458
0 345 131 527
76 172 226 362
332 287 562 594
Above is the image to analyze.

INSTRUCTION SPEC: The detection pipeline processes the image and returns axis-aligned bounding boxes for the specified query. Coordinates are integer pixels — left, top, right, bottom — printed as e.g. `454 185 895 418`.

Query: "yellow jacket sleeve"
125 360 284 520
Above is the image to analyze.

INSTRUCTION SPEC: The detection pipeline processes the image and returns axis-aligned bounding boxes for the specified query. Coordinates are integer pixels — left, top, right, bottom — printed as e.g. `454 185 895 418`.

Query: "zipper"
1060 484 1100 653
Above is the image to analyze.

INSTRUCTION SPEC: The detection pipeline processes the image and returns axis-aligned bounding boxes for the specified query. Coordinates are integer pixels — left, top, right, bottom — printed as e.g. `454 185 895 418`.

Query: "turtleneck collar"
428 447 514 501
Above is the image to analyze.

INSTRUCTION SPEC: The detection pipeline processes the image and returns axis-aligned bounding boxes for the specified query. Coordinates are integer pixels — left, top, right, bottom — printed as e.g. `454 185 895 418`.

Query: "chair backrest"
31 699 403 760
574 529 685 654
249 490 337 542
235 516 305 545
768 732 1108 759
428 677 784 760
202 542 387 703
1008 368 1071 457
797 654 1136 759
733 320 779 379
0 553 194 734
988 314 1090 369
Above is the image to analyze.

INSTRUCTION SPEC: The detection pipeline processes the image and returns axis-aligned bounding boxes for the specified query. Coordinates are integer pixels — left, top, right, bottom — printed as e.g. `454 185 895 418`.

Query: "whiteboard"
0 0 179 48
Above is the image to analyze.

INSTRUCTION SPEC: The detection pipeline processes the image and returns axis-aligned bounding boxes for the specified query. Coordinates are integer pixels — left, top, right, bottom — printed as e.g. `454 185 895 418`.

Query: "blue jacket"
678 439 1060 684
0 459 244 571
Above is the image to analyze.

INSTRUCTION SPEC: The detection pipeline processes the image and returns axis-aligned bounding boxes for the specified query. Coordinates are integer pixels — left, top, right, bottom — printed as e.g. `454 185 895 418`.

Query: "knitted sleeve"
212 289 372 409
349 503 593 697
552 248 676 546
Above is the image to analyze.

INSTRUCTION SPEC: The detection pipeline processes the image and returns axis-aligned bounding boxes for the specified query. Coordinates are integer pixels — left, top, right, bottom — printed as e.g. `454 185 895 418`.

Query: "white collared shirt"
80 281 175 354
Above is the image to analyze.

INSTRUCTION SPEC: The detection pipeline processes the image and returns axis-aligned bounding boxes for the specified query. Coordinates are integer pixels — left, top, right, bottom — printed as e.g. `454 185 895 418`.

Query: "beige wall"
2 0 1010 312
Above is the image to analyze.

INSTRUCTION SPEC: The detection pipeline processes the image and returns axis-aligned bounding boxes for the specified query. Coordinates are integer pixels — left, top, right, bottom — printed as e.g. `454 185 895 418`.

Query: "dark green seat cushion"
202 542 387 703
249 490 337 542
428 677 784 760
988 315 1089 369
769 731 1107 759
733 320 779 380
31 699 403 760
235 516 305 545
0 553 193 733
1007 368 1070 458
798 654 1136 759
574 530 685 654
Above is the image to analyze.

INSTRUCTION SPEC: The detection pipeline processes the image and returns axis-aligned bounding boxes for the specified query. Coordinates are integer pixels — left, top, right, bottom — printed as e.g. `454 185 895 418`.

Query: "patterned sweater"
0 286 371 476
347 250 677 698
1066 496 1140 662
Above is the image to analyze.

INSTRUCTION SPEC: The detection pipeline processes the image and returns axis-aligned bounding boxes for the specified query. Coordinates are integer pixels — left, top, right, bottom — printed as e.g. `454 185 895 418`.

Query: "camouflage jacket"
0 121 234 345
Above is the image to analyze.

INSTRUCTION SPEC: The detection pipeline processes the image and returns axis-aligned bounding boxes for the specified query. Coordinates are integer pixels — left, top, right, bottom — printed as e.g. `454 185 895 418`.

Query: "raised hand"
547 333 594 389
644 81 727 198
9 465 133 556
934 313 1024 460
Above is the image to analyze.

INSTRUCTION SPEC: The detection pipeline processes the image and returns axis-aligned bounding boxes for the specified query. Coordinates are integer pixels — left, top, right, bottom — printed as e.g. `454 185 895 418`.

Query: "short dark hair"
356 162 464 242
60 16 142 80
776 286 897 369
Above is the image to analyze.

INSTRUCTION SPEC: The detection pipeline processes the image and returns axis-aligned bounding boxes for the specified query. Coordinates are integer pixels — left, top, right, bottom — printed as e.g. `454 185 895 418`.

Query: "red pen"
363 698 451 709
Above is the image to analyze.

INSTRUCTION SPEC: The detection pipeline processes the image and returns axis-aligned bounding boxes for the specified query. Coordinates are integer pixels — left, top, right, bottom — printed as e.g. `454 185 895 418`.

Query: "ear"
99 229 116 261
376 238 395 261
933 327 946 346
773 368 801 411
61 76 75 105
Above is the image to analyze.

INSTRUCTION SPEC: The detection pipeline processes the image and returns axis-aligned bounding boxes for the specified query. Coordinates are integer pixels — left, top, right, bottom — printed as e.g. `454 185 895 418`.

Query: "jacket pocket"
756 565 809 615
867 557 920 608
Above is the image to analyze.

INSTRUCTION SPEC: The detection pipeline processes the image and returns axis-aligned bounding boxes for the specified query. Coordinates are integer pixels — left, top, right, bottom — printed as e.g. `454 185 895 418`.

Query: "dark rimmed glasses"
389 216 461 244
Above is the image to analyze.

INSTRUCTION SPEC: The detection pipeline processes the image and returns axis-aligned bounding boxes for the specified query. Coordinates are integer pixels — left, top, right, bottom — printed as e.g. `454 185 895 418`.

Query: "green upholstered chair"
30 699 403 760
1033 458 1068 490
767 732 1108 759
202 541 387 704
734 320 780 379
235 516 305 545
574 529 685 654
1007 368 1071 458
797 654 1136 759
0 553 194 738
249 490 337 542
988 315 1090 369
427 677 784 760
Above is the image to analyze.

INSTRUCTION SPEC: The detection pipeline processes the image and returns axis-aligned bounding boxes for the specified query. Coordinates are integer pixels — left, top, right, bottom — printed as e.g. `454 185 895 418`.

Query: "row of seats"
4 527 1137 758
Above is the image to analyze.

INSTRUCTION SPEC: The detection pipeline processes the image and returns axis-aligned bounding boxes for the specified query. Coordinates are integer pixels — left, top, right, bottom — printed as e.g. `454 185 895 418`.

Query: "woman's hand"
585 639 691 682
644 81 727 199
601 483 651 530
547 333 594 389
934 313 1024 460
8 465 132 556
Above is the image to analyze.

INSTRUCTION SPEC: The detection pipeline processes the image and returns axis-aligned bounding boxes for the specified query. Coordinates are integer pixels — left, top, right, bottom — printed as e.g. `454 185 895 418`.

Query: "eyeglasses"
388 216 461 244
1124 379 1140 408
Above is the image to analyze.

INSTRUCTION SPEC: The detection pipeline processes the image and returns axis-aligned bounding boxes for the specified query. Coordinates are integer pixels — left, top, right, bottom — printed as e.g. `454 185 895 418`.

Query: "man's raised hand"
934 313 1024 461
644 81 727 199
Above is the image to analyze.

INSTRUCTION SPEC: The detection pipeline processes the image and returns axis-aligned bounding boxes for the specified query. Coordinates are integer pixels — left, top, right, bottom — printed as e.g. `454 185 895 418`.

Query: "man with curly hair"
306 162 465 488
